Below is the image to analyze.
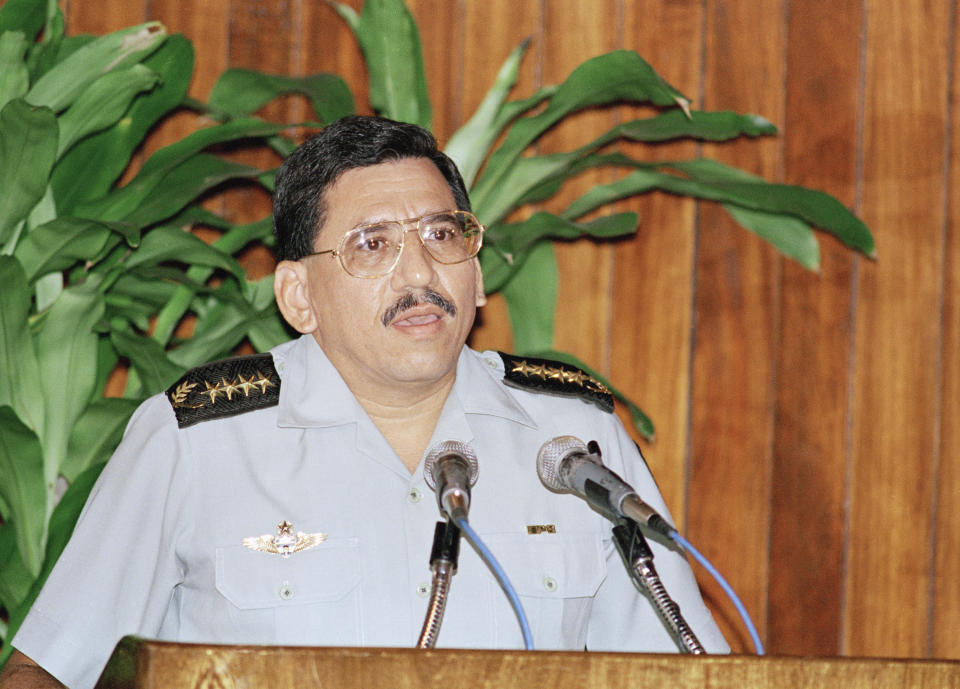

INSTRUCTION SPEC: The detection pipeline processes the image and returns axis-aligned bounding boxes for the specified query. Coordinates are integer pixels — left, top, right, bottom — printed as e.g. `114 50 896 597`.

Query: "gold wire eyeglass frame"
304 210 485 279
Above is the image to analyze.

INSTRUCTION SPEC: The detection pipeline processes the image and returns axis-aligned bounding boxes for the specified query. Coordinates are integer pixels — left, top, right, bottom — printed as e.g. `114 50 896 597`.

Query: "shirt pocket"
215 537 362 645
478 532 607 649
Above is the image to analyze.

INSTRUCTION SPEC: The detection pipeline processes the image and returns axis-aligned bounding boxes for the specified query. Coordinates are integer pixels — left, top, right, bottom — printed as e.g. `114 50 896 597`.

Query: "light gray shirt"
14 335 728 689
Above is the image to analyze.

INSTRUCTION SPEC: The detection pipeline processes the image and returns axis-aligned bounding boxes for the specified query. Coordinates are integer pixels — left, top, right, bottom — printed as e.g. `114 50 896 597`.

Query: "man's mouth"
382 290 457 327
394 312 442 327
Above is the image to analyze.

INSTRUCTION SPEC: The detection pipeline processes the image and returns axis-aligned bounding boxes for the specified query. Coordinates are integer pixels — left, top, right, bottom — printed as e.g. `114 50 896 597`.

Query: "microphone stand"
416 520 461 648
612 519 706 654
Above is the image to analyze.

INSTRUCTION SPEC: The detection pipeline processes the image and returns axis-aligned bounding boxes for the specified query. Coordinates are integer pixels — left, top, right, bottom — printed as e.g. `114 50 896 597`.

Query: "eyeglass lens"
341 211 482 277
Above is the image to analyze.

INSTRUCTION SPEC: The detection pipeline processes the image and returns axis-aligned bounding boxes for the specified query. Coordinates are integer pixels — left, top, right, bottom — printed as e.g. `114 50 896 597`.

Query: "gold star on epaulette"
203 380 223 404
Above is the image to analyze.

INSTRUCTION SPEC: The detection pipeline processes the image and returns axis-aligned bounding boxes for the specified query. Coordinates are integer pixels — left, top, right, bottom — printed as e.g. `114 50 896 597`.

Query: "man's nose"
392 228 437 287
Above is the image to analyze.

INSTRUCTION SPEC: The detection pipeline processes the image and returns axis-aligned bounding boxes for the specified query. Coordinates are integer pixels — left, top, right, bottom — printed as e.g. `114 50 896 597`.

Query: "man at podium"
1 116 728 689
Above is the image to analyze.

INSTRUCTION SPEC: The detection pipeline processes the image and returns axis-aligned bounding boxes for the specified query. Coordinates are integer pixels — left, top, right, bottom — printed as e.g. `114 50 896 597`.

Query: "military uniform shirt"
13 335 728 689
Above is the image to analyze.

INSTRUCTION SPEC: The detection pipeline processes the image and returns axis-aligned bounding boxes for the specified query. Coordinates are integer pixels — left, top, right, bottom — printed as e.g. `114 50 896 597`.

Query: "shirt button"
408 487 422 503
416 582 430 598
279 582 294 600
543 576 558 593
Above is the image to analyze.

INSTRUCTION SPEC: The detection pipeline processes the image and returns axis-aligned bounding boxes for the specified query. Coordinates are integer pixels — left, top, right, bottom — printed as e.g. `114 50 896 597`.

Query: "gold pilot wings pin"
242 520 327 558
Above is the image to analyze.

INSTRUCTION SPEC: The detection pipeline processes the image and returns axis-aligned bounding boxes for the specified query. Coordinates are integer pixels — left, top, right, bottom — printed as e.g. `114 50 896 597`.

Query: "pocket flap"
216 537 360 610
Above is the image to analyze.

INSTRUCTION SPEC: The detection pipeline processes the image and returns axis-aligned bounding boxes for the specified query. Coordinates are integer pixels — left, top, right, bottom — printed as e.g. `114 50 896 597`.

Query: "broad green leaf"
0 31 29 110
104 291 153 333
0 257 44 436
0 406 46 575
487 211 637 263
335 0 430 128
723 204 820 270
121 154 267 229
0 99 57 247
561 164 660 220
0 459 106 666
52 34 194 213
475 151 579 225
35 280 104 480
0 0 46 38
501 241 557 354
110 327 185 397
472 51 686 209
209 68 354 124
61 398 138 483
168 301 265 368
595 109 777 147
55 64 159 159
26 21 166 112
152 217 273 346
560 159 875 260
13 217 135 282
670 159 875 257
531 349 655 440
0 521 32 616
123 224 245 279
78 120 284 221
445 38 531 187
24 7 65 81
244 274 290 351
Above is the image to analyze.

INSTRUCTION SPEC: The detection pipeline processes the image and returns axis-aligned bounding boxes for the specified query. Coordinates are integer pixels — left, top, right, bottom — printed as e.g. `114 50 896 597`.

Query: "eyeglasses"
305 210 484 278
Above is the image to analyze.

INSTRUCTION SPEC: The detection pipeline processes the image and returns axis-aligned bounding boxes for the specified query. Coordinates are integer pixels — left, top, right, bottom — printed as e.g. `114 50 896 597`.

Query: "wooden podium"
95 637 960 689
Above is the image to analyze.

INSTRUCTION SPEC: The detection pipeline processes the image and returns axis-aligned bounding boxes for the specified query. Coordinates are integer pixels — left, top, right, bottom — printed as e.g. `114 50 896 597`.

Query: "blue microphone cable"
455 516 535 650
668 530 765 655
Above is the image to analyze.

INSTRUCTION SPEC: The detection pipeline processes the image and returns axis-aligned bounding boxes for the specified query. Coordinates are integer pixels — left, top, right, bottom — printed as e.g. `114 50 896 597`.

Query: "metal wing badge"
242 520 327 558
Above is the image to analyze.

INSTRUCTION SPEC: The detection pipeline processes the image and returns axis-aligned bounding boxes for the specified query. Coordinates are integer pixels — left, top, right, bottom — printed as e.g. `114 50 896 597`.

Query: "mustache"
381 290 457 326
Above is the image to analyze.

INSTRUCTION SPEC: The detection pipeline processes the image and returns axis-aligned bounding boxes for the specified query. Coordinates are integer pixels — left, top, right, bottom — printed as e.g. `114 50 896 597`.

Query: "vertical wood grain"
766 0 863 656
845 0 951 657
931 1 959 661
689 0 786 652
459 0 543 355
612 0 704 531
540 0 619 372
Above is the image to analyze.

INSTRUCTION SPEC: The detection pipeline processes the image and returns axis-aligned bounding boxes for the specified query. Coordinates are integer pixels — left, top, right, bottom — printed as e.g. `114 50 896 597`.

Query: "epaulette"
165 353 280 429
497 352 614 413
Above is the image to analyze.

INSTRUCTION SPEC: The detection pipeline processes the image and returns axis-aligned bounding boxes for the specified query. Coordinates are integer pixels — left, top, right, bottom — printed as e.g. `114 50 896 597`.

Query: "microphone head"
423 440 479 491
537 435 588 491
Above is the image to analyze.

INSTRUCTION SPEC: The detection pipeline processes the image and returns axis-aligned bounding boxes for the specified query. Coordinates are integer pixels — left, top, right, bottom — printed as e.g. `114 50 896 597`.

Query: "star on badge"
242 520 327 558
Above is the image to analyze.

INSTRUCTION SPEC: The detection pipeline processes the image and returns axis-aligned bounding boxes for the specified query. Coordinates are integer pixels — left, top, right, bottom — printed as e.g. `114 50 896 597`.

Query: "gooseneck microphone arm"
417 520 461 649
612 519 706 654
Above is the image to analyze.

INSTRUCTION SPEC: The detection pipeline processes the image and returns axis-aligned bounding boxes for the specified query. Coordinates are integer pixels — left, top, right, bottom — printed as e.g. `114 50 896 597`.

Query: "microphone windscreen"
423 440 479 491
537 435 587 491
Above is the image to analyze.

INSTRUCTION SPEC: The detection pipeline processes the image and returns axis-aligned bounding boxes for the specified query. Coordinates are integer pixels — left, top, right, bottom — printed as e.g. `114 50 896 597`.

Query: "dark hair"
272 115 472 261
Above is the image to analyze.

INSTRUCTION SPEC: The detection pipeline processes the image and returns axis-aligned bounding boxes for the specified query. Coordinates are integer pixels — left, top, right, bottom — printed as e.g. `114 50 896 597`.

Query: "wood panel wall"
58 0 959 659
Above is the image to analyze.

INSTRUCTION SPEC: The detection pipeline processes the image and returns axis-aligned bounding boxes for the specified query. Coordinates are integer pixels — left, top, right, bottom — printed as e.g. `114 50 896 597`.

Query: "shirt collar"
273 335 536 431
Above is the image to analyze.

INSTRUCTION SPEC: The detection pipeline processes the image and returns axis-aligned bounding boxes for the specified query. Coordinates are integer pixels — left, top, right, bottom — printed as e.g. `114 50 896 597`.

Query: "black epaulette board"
166 353 280 428
497 352 614 413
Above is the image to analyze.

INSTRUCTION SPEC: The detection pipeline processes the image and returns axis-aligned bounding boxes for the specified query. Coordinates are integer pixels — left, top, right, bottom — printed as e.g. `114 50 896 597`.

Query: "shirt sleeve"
585 415 731 654
11 394 193 689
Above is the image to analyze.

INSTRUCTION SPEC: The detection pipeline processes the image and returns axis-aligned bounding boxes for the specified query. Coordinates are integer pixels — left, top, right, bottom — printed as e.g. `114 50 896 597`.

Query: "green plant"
0 0 352 660
0 0 873 663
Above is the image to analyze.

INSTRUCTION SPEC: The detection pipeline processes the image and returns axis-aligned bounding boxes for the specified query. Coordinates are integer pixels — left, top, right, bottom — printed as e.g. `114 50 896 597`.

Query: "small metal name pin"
242 520 327 558
526 524 557 535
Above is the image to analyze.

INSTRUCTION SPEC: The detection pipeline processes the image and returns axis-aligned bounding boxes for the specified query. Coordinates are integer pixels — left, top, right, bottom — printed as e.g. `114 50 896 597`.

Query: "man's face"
294 157 485 393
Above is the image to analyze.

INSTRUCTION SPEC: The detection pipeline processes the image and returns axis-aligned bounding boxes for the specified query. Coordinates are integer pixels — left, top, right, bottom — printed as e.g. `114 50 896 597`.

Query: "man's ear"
473 258 487 307
274 260 318 334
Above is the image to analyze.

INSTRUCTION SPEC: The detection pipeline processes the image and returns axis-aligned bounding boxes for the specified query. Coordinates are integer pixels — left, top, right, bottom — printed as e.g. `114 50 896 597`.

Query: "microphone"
424 440 479 521
537 436 673 537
